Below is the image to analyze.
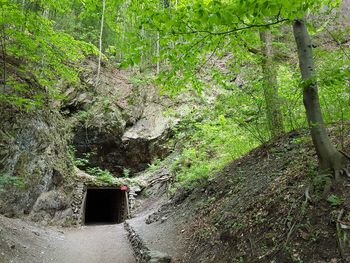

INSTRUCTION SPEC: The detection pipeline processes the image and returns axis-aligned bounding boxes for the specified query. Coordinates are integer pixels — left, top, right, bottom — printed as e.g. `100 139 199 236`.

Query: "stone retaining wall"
124 222 172 263
71 182 86 225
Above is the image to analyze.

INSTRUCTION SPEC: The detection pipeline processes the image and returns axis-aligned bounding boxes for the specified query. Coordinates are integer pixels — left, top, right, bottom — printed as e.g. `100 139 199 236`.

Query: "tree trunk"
156 32 160 74
259 30 284 138
96 0 106 83
155 0 170 75
1 1 6 91
292 18 345 174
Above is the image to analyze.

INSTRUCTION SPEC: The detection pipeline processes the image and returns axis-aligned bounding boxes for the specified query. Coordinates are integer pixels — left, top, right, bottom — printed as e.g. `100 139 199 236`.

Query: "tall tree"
293 18 347 176
97 0 106 83
115 0 349 179
156 0 170 74
0 1 6 91
259 30 284 137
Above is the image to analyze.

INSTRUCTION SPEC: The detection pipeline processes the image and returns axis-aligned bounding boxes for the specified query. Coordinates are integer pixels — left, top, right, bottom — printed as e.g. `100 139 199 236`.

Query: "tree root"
341 167 350 179
340 150 350 161
285 222 296 245
336 209 349 263
249 237 256 257
322 176 333 198
304 187 312 203
339 151 350 180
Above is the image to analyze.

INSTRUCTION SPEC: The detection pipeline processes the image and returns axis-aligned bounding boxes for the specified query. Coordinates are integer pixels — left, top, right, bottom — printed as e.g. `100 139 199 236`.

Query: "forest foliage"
1 0 350 186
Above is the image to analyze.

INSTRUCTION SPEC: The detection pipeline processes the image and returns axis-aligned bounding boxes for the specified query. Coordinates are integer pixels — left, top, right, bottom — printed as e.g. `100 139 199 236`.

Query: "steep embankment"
133 127 350 263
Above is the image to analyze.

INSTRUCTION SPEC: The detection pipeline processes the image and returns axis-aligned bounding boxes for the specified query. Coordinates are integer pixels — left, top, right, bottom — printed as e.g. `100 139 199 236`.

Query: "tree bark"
292 18 345 173
259 30 284 138
156 31 160 74
97 0 106 83
1 2 6 91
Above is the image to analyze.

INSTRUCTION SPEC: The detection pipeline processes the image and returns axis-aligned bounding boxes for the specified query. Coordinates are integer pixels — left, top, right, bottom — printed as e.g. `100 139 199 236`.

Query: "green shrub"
327 194 343 207
122 168 130 178
0 173 25 193
170 109 258 189
86 167 117 184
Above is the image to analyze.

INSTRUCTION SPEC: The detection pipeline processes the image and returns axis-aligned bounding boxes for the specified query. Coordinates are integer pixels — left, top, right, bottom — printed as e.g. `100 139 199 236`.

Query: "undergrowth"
171 116 258 189
146 45 350 192
160 93 261 190
0 173 25 193
86 167 118 184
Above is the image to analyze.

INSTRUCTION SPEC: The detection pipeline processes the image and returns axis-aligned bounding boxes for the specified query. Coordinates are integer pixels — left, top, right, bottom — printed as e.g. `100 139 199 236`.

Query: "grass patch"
171 112 258 189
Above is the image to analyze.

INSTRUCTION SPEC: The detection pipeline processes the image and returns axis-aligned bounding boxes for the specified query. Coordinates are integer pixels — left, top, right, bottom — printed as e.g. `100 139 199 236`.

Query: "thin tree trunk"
140 26 145 72
1 3 6 92
292 18 345 174
259 30 284 137
97 0 106 83
156 32 160 74
155 0 170 75
115 1 121 61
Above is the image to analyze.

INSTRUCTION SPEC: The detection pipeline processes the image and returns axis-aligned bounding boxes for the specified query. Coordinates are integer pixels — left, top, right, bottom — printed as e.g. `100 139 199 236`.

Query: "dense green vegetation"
1 0 350 188
1 0 99 107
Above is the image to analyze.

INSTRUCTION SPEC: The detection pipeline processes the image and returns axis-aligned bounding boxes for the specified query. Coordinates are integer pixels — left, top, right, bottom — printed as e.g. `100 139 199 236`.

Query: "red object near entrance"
120 185 128 191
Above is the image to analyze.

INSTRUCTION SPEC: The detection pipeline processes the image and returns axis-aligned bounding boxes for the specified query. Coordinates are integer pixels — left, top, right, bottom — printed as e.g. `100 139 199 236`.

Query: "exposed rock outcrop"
0 104 74 222
0 58 209 224
67 61 196 175
29 190 72 226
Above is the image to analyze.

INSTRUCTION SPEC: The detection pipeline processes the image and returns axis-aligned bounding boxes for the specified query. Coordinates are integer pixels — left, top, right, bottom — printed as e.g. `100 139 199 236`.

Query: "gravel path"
0 215 135 263
44 224 136 263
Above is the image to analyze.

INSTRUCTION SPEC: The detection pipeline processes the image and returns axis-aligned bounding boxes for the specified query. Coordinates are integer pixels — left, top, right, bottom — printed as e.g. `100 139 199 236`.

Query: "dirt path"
44 224 135 263
0 216 135 263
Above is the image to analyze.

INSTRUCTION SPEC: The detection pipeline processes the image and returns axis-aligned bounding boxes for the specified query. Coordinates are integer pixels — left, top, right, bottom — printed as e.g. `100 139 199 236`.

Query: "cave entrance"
83 187 128 225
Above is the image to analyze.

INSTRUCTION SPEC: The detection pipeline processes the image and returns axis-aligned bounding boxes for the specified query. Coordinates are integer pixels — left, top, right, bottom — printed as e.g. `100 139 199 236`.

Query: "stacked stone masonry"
124 222 172 263
71 182 86 225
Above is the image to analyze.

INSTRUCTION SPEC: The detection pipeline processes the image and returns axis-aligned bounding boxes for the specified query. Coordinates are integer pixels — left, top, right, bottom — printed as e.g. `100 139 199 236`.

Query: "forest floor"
0 215 135 263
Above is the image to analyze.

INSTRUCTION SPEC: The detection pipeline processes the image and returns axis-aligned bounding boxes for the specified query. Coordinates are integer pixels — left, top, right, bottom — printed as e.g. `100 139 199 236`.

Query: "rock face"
0 58 204 224
29 190 72 225
69 61 194 175
0 104 74 222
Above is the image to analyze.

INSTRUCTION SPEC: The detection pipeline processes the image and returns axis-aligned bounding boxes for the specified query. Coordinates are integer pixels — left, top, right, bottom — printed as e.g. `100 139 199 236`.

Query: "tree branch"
174 19 289 36
196 36 225 73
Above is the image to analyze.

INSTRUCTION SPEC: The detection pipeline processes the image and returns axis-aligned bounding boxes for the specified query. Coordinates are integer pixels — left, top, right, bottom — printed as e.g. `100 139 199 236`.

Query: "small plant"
327 194 343 207
86 167 117 184
74 156 90 167
0 173 25 193
122 168 130 178
291 136 310 145
147 158 162 172
69 146 93 168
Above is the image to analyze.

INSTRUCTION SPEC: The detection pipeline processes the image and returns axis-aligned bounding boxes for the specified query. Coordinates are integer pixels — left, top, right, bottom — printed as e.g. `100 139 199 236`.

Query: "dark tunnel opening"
84 188 127 225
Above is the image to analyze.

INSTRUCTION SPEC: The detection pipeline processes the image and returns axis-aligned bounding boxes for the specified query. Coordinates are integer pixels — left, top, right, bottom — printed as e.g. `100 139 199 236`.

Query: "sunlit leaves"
121 0 341 94
0 0 98 108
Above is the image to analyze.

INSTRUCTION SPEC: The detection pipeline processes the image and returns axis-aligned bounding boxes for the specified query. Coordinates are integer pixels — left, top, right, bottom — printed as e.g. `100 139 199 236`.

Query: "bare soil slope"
146 128 350 262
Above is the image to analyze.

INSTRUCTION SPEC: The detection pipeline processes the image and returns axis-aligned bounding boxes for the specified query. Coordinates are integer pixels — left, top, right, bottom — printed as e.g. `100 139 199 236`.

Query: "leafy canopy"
123 0 341 91
1 0 98 107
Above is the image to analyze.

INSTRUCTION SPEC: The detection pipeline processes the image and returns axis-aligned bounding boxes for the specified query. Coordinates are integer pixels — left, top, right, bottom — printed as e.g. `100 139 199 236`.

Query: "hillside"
118 126 349 263
2 126 349 263
1 1 350 263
